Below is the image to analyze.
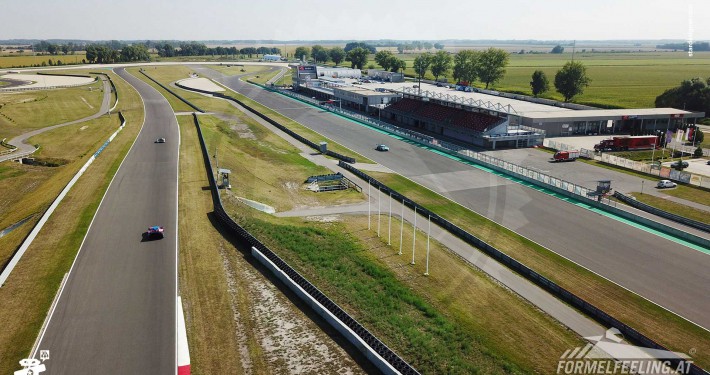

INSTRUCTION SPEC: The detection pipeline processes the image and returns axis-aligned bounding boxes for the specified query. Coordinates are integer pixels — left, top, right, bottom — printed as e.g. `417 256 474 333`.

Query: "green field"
0 78 104 139
365 51 710 109
0 54 87 68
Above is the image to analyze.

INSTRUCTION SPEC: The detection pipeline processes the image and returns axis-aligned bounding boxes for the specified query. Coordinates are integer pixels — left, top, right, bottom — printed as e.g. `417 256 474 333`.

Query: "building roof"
521 108 704 120
335 86 397 97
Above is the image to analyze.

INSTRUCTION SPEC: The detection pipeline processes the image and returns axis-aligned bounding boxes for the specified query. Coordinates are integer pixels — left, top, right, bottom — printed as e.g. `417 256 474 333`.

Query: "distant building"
262 54 282 61
317 67 361 79
368 69 404 83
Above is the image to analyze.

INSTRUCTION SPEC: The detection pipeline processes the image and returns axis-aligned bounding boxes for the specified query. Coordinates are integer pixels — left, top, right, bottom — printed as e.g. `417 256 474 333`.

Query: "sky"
1 0 707 41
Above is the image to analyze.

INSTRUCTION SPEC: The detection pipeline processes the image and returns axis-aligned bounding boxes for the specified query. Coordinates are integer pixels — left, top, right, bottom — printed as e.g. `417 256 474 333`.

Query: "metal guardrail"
338 160 706 375
191 113 418 375
613 191 710 233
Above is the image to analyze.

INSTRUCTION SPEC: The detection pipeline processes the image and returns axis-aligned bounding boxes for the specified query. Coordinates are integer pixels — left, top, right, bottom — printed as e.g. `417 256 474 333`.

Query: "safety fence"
338 160 706 375
173 81 356 164
613 191 710 233
191 113 417 375
139 70 205 113
545 139 710 189
0 112 127 287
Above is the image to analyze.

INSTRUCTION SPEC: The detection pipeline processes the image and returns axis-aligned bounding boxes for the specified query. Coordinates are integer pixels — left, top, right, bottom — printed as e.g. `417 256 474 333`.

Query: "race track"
35 67 178 374
193 65 710 330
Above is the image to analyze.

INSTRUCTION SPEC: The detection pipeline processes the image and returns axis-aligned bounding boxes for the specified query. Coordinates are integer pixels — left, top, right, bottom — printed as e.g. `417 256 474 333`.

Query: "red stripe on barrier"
178 364 190 375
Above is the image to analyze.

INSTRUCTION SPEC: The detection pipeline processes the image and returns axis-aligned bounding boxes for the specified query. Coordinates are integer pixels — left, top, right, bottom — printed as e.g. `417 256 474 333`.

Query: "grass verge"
0 78 104 139
196 99 585 373
365 170 710 369
0 70 144 374
628 192 710 224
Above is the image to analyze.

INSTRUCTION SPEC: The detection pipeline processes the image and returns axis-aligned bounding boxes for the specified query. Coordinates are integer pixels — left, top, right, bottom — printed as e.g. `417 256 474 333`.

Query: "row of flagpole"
368 180 431 276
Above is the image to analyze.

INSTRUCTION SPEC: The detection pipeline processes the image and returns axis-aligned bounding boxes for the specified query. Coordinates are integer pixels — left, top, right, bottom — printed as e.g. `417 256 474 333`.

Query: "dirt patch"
305 215 341 223
230 123 256 140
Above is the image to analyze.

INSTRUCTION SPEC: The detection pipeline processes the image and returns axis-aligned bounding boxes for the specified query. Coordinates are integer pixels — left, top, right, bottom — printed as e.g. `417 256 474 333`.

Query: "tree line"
155 42 281 58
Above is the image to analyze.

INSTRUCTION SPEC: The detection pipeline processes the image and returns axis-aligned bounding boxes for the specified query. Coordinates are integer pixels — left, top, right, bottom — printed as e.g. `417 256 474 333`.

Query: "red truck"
552 150 580 162
593 135 658 151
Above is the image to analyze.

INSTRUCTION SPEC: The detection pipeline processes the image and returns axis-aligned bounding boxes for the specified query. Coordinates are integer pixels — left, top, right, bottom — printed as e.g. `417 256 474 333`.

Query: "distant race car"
375 144 389 152
156 138 166 143
147 226 165 239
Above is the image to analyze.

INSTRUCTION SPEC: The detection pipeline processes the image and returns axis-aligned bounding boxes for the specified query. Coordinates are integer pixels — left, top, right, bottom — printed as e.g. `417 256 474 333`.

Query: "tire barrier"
139 70 205 113
338 160 707 375
613 191 710 233
175 81 355 164
191 113 416 375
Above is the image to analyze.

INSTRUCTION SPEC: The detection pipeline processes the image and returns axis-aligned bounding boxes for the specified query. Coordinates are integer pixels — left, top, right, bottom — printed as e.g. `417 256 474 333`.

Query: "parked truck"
552 150 580 162
593 135 659 152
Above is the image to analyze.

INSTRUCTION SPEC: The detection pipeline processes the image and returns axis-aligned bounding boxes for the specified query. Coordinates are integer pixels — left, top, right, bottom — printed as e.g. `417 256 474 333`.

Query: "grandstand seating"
386 98 502 132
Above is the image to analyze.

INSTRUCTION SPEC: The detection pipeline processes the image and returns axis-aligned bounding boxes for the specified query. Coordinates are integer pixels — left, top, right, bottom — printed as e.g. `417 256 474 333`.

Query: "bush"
694 147 703 158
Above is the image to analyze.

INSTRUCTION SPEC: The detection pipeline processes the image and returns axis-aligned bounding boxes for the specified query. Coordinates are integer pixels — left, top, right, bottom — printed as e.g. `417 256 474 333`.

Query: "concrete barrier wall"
338 160 705 375
251 246 400 375
191 113 417 375
613 192 710 233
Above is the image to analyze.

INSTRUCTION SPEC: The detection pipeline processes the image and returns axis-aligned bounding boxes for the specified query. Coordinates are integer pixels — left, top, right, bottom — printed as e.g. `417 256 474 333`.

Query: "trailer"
593 135 659 152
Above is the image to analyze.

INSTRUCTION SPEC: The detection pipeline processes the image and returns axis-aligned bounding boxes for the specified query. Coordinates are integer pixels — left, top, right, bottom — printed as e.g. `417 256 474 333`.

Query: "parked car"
156 138 166 143
657 180 677 189
670 160 689 169
375 144 389 152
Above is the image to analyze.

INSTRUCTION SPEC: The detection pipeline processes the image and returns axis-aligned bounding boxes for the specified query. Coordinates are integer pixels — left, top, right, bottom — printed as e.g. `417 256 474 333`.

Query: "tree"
396 44 405 54
311 45 326 63
392 59 407 73
694 147 704 158
530 70 550 97
430 50 452 81
551 45 565 54
655 78 710 116
554 61 591 102
374 50 395 71
434 43 444 50
47 43 58 55
344 42 376 54
294 46 310 61
61 44 69 55
476 48 509 89
345 47 369 69
452 50 479 84
329 47 346 66
413 53 432 89
693 129 705 144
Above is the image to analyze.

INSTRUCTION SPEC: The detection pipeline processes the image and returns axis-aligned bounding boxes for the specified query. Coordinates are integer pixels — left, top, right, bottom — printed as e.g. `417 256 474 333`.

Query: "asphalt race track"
35 67 178 374
193 65 710 330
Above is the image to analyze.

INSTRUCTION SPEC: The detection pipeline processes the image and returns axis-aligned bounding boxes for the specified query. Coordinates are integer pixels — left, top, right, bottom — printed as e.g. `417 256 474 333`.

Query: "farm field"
391 51 710 108
0 54 87 68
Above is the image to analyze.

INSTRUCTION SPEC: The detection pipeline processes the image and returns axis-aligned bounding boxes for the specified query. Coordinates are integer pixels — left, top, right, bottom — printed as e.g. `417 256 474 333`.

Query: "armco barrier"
614 191 710 234
191 113 416 375
337 160 707 375
174 81 355 164
0 112 127 287
36 72 94 79
139 70 205 113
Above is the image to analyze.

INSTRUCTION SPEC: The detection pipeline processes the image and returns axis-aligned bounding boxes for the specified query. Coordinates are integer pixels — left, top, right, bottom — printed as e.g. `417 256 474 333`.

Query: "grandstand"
383 97 543 149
